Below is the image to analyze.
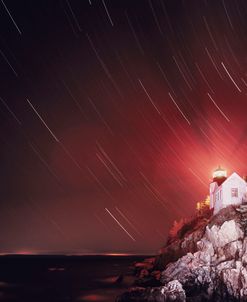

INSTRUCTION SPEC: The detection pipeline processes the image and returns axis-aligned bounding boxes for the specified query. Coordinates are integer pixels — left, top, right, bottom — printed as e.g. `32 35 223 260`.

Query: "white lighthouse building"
210 166 247 214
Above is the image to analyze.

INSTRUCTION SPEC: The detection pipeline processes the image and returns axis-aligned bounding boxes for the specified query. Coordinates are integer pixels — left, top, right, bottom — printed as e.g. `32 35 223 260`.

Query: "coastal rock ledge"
116 204 247 301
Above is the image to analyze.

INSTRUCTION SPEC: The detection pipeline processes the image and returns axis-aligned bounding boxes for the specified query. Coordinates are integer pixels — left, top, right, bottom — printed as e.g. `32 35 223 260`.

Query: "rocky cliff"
116 204 247 301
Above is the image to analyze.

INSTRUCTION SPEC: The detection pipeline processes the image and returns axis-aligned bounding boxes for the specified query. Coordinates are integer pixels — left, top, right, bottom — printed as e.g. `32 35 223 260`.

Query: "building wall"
222 175 246 207
214 187 223 214
210 182 217 209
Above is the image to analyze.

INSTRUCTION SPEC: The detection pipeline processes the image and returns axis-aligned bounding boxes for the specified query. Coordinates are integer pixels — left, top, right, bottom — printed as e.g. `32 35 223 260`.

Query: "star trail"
0 0 247 254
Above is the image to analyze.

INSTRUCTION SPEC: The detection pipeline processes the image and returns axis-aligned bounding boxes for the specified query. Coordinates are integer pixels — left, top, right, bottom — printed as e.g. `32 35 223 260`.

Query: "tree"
196 195 210 215
169 218 187 239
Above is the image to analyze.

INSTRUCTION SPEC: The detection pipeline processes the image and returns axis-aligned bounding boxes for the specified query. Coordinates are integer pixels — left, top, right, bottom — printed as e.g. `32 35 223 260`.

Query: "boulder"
205 220 244 249
116 280 186 302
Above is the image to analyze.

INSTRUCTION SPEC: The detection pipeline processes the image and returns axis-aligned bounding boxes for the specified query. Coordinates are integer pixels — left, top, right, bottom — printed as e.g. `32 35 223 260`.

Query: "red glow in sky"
0 0 247 254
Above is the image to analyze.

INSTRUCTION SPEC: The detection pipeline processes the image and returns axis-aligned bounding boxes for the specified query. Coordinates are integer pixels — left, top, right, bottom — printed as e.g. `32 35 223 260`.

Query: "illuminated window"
231 188 238 197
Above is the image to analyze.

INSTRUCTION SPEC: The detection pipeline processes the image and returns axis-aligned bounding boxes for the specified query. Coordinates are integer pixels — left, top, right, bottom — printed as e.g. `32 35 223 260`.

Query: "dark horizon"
1 0 247 254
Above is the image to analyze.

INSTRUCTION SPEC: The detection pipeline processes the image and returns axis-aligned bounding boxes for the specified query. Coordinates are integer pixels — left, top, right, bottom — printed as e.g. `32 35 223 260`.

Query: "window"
231 188 238 197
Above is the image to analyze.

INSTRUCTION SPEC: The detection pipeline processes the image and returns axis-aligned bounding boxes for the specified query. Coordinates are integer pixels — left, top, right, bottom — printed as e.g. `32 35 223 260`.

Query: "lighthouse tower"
212 166 227 185
209 166 227 210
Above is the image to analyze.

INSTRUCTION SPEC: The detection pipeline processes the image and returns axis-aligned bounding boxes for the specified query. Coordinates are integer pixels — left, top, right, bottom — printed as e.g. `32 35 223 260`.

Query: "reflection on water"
0 255 146 302
80 294 108 301
79 291 121 301
48 267 65 272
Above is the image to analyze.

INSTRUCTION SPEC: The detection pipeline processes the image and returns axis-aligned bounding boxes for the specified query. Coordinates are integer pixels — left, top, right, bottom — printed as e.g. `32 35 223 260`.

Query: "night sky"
0 0 247 254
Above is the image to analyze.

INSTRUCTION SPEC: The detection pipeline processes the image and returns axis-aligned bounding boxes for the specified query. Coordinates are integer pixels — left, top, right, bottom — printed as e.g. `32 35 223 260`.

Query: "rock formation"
116 204 247 301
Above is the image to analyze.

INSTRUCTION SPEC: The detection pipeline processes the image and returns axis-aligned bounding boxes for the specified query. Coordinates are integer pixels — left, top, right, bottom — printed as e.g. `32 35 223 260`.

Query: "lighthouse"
212 166 227 185
210 167 247 214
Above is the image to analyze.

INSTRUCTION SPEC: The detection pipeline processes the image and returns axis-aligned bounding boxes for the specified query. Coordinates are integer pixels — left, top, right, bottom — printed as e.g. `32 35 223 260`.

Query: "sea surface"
0 255 146 302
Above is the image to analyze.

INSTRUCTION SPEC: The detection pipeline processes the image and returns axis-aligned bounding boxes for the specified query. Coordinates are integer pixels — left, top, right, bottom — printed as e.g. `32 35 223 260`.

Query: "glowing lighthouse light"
213 166 227 179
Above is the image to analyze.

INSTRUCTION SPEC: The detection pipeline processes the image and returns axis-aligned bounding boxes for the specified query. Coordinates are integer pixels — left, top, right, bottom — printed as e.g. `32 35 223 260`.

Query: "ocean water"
0 255 145 302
